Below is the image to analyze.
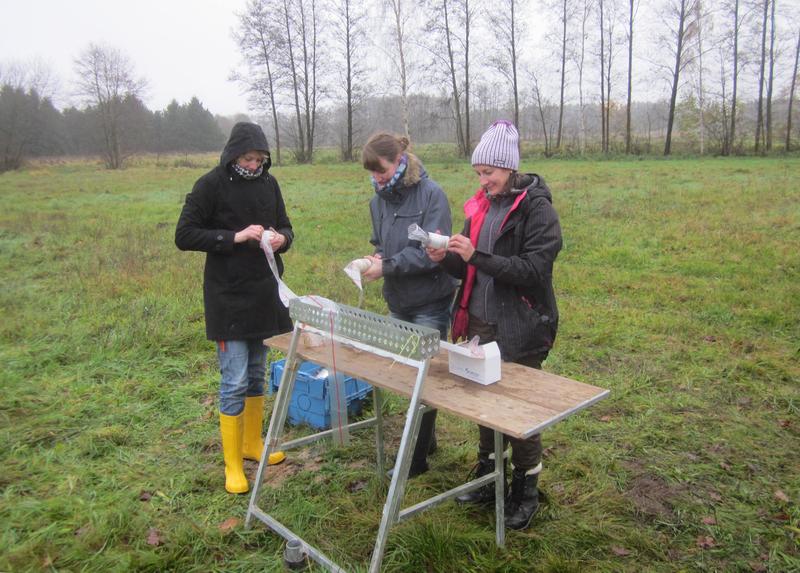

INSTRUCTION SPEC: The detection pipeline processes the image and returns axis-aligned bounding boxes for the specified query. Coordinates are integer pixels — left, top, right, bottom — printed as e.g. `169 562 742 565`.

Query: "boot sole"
456 498 495 506
504 505 539 530
455 493 497 506
242 451 287 464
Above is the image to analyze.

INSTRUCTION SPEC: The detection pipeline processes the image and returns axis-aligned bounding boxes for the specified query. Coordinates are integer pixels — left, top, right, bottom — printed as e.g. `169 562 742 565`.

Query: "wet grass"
1 154 798 572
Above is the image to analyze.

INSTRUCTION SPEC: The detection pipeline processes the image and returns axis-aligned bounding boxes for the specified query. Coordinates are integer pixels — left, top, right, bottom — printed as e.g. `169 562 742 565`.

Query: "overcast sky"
5 0 800 119
0 0 252 116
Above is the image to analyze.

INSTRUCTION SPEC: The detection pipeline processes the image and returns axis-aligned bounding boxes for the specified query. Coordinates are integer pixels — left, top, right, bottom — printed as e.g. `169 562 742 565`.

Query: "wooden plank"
266 333 609 439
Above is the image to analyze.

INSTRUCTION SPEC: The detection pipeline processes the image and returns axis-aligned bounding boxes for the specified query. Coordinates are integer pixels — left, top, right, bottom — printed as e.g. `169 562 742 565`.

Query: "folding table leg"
494 429 506 547
329 370 350 447
373 387 385 477
245 327 302 528
368 359 431 573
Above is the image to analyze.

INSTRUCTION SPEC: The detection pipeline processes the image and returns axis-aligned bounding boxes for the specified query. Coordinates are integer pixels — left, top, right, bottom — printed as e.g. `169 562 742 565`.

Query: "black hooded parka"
175 122 293 341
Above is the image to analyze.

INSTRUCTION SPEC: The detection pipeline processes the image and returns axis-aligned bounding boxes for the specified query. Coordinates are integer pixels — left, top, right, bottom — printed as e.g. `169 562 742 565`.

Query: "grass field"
1 154 798 572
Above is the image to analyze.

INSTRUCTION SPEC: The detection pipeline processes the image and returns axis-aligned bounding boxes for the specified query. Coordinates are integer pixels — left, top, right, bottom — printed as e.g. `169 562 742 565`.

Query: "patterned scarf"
231 162 264 180
371 154 408 193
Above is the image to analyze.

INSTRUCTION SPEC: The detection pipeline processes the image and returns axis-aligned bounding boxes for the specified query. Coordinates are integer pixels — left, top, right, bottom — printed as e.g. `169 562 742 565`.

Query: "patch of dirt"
621 459 646 473
624 472 685 521
348 459 369 470
243 448 326 488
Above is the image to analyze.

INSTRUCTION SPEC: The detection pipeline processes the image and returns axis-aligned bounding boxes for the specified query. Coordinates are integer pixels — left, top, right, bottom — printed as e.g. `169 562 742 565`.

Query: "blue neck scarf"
371 154 408 193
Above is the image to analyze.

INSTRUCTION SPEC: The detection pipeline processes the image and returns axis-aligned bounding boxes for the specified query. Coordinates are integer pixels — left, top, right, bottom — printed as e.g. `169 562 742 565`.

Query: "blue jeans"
216 339 268 415
389 306 450 469
390 307 450 340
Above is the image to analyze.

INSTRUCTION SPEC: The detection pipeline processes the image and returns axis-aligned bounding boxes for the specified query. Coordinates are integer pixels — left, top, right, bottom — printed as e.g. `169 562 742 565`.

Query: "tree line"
1 47 225 172
233 0 799 161
2 0 799 171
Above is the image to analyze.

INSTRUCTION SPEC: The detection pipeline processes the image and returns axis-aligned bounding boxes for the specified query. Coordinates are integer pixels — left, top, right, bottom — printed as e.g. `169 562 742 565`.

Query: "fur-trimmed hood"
374 153 427 202
399 152 422 186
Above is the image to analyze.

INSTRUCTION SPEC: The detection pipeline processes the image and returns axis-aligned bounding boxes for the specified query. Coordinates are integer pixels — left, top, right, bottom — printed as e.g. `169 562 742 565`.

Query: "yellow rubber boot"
219 412 249 494
242 395 286 465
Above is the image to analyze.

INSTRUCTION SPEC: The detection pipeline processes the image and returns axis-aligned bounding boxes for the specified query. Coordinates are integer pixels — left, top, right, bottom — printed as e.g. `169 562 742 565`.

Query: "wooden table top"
266 332 609 439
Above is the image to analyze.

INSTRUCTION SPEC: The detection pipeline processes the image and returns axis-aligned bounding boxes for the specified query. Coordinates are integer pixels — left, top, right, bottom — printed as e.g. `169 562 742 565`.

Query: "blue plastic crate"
269 359 373 430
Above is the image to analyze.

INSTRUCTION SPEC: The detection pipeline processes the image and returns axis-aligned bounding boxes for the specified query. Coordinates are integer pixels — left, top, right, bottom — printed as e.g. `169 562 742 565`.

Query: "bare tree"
599 0 607 152
273 0 322 163
571 0 593 154
596 0 623 153
531 72 552 156
765 0 776 151
602 0 619 152
726 0 741 155
755 0 769 153
297 0 322 162
73 44 147 169
490 0 524 129
663 0 698 156
625 0 637 154
232 0 283 164
279 0 306 160
385 0 412 138
716 45 731 153
787 28 799 151
331 0 368 160
694 0 706 155
556 0 569 150
463 0 472 154
425 0 474 156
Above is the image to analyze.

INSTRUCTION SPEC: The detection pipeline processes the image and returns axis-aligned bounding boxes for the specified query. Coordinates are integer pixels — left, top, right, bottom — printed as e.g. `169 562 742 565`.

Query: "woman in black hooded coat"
175 122 292 494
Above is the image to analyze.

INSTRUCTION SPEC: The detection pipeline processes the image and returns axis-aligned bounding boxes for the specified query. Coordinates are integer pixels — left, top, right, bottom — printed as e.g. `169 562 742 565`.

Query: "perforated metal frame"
289 298 440 360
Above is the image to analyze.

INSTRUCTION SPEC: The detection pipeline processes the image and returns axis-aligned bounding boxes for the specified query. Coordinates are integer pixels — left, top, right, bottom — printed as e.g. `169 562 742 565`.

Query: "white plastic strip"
260 232 298 307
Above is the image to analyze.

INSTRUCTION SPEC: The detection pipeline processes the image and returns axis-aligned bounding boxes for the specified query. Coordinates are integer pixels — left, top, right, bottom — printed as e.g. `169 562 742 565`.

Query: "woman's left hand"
268 228 286 251
447 233 475 262
362 254 383 282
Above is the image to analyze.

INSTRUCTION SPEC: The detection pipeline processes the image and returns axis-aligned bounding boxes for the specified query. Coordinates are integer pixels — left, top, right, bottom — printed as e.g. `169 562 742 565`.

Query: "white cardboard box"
440 341 502 385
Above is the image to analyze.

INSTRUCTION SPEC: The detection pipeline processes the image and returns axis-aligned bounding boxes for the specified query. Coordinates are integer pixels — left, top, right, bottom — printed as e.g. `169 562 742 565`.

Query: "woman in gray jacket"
361 132 457 477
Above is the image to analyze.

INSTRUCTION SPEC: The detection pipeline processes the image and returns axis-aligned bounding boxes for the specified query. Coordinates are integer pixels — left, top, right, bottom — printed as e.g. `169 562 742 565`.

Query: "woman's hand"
447 233 475 262
267 227 286 251
234 224 265 243
426 246 447 262
362 254 383 282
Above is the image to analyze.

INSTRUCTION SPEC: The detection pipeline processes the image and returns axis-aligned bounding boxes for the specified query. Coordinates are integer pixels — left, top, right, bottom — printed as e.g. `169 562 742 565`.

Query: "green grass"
1 155 798 572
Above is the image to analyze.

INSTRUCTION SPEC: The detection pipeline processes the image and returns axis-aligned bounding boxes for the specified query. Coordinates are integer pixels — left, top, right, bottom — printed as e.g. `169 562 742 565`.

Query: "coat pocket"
518 294 554 350
387 209 424 250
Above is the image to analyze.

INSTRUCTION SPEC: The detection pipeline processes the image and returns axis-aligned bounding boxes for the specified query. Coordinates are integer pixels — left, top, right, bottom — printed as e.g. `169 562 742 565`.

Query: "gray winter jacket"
369 154 457 314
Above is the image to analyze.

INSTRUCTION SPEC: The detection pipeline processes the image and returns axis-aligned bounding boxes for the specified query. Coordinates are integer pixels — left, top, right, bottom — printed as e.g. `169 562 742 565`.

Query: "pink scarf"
450 188 528 341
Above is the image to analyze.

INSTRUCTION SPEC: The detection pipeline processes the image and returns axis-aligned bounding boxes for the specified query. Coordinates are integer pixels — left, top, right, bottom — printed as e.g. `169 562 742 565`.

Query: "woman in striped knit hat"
427 120 563 530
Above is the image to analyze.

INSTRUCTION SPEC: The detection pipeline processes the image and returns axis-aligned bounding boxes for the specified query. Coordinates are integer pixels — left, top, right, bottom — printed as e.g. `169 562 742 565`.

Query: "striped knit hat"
471 120 519 170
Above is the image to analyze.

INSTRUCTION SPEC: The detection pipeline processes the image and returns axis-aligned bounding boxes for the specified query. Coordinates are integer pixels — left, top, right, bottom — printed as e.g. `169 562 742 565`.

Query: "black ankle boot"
504 468 540 530
455 457 506 505
428 434 437 455
387 410 437 479
386 459 429 479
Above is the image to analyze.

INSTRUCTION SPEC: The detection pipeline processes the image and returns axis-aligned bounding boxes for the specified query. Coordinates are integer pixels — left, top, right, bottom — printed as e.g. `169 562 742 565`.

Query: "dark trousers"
390 306 450 467
469 315 545 471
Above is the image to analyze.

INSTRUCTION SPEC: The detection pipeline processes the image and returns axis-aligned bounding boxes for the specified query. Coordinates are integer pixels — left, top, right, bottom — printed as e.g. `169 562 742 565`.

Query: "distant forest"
2 0 799 171
0 88 228 171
